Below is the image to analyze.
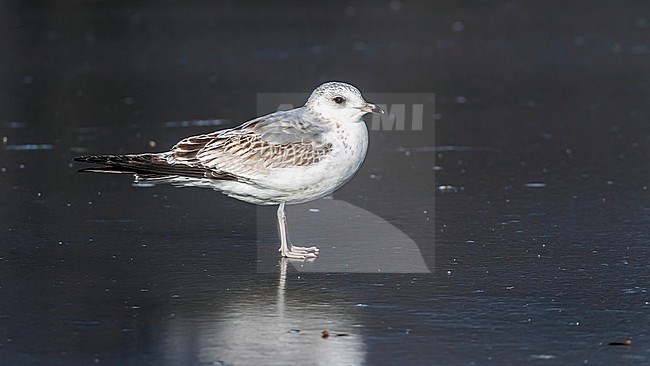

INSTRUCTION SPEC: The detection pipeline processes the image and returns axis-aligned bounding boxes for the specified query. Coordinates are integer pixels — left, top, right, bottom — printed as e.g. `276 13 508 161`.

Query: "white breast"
236 121 368 204
327 121 369 190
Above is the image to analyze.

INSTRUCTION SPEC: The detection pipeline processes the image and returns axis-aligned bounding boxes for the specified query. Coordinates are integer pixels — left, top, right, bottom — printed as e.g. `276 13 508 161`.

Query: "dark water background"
1 2 648 365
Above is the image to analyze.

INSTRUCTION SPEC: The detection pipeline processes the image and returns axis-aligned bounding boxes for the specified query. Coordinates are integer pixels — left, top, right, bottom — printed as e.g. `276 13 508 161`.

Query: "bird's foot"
279 245 319 259
291 245 320 254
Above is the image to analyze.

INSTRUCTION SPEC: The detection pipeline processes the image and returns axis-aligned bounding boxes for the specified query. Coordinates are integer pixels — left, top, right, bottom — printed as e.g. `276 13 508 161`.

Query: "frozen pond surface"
1 2 649 365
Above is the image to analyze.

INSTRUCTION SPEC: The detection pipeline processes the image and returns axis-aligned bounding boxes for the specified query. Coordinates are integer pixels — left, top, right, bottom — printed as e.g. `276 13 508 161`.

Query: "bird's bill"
360 103 384 114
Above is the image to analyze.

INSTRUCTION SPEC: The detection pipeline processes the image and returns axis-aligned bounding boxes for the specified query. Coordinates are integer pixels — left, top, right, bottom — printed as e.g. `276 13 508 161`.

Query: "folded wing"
75 109 333 182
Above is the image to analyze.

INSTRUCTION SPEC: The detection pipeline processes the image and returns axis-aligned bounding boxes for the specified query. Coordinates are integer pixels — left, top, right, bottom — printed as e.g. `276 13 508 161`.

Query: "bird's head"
305 82 384 122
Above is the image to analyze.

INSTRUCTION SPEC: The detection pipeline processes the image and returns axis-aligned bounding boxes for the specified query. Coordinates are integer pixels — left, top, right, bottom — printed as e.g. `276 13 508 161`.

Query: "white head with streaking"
304 82 384 123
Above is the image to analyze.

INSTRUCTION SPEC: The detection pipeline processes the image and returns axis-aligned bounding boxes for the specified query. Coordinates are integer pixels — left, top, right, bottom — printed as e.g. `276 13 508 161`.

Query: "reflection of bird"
74 82 383 259
161 258 367 365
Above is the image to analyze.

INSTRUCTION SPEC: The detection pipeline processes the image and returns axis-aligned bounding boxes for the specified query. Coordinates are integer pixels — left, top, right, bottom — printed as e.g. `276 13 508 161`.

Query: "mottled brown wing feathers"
171 133 218 160
198 134 332 169
170 118 332 177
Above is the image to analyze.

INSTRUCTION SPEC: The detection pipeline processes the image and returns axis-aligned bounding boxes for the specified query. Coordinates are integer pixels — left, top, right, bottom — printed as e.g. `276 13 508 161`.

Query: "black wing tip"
73 154 138 175
72 153 238 181
73 154 114 164
73 155 90 162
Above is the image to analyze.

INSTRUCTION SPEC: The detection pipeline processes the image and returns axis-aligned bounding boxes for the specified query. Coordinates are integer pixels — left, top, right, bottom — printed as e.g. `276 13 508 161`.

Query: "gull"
74 82 383 259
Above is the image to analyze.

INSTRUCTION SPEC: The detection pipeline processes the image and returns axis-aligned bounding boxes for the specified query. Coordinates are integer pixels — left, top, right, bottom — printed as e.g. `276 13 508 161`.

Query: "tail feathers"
73 154 213 179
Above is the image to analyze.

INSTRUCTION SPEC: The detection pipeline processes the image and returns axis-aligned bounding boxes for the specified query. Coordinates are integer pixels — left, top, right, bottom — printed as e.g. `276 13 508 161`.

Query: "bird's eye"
333 96 345 104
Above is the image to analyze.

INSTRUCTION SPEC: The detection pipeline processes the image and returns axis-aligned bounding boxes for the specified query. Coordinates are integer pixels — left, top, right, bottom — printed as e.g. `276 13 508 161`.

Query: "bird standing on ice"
74 82 384 259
